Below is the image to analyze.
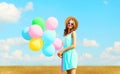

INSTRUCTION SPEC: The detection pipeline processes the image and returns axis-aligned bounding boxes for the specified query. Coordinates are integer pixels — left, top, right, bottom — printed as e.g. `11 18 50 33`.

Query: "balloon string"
60 58 64 74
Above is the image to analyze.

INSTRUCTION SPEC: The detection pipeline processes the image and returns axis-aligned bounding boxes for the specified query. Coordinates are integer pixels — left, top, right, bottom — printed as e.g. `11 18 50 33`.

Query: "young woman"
57 16 78 74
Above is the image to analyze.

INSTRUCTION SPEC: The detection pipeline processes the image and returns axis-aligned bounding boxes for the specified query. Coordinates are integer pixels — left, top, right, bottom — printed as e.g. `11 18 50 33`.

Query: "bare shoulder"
72 31 76 38
73 31 76 34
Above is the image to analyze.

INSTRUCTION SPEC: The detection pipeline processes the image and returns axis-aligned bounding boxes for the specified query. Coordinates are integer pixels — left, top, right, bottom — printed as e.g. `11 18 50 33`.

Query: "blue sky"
0 0 120 66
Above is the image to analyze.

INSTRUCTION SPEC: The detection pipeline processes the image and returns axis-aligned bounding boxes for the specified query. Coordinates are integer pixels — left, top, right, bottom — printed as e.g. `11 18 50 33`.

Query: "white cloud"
79 53 93 60
0 51 61 65
24 54 31 60
0 50 22 60
83 39 99 47
84 53 93 59
11 50 22 59
100 42 120 60
0 44 10 51
78 53 93 65
0 50 23 60
0 2 21 23
24 2 33 11
0 37 61 65
0 2 33 23
0 52 10 58
0 37 28 51
6 37 28 45
104 0 109 5
77 41 120 65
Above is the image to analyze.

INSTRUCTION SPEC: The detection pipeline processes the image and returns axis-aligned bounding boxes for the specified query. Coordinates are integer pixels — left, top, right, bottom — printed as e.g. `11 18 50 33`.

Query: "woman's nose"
68 24 70 26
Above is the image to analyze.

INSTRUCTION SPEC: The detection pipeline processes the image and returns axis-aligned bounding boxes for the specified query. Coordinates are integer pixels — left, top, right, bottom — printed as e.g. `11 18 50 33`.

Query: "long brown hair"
64 16 78 36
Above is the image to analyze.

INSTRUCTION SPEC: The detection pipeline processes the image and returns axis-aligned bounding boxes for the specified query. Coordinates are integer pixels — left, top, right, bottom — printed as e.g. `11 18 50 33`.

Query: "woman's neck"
67 29 70 33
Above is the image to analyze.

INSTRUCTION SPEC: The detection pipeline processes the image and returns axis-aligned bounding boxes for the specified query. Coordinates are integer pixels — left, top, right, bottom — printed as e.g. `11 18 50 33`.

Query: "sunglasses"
67 22 74 26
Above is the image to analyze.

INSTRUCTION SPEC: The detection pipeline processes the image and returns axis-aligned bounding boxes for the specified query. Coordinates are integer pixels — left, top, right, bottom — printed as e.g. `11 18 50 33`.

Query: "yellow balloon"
29 38 44 51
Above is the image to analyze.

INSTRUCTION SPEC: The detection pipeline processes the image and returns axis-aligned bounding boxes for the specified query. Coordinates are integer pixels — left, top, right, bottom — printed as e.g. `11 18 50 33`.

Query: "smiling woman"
57 16 78 74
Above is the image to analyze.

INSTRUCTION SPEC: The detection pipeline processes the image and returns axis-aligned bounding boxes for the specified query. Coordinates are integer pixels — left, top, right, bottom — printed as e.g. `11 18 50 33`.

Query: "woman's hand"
57 50 64 58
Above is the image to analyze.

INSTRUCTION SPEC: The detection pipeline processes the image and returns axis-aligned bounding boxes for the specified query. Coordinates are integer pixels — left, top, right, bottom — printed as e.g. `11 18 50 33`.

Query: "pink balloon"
46 17 58 30
29 25 43 38
53 38 63 50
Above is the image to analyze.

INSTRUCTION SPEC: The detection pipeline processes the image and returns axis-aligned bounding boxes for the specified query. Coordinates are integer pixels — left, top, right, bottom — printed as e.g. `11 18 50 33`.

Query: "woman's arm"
57 31 76 58
62 31 76 52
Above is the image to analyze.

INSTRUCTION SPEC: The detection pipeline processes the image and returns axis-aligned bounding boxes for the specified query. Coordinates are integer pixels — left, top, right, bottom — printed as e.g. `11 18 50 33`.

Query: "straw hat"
65 16 78 31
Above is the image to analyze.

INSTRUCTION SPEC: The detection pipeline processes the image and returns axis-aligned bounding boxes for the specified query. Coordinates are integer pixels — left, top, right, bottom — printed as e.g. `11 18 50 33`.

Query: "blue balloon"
42 30 56 46
22 27 31 40
42 42 49 50
42 44 55 57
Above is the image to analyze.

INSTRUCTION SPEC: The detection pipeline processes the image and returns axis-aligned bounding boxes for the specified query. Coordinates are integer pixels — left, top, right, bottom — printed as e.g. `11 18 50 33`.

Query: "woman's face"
67 20 75 29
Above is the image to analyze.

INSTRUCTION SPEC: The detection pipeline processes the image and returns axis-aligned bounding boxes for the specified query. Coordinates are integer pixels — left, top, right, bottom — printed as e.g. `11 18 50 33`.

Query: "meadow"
0 66 120 74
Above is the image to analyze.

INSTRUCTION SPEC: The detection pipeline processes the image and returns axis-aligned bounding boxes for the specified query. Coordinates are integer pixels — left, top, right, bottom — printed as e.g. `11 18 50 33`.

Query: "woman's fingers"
57 52 63 58
59 55 62 58
57 52 61 57
59 53 63 58
57 53 59 56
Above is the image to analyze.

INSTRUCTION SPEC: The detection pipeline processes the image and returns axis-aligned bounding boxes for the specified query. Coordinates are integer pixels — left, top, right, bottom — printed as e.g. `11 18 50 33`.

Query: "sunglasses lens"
68 22 70 24
71 23 74 25
67 22 74 26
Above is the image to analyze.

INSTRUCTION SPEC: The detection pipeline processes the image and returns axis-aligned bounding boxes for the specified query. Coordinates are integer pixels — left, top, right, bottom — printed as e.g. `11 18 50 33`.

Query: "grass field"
0 66 120 74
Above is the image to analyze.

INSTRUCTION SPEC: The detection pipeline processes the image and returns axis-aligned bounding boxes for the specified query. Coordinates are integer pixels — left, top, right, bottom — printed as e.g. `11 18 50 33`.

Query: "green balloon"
32 17 45 30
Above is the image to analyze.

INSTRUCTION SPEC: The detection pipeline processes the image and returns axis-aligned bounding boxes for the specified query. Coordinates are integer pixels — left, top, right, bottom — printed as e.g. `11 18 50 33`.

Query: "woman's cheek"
67 26 70 29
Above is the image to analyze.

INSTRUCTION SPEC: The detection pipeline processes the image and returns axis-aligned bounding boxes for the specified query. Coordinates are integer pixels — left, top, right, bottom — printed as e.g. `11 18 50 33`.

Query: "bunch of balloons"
22 17 63 57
